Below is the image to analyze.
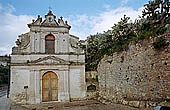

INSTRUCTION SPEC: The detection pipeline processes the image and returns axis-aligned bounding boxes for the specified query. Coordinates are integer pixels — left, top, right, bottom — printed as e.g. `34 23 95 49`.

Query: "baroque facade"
9 11 86 104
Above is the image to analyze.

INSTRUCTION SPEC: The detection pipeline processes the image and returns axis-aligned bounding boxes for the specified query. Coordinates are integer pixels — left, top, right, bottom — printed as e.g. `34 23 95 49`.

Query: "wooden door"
42 72 58 102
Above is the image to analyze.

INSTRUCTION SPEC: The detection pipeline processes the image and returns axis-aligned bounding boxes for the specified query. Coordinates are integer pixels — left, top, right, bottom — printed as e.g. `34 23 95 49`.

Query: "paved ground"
0 95 10 110
0 86 8 97
11 100 154 110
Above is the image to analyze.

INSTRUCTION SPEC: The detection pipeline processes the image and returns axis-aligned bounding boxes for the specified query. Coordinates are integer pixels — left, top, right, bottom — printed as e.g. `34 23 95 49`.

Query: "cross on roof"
48 6 52 11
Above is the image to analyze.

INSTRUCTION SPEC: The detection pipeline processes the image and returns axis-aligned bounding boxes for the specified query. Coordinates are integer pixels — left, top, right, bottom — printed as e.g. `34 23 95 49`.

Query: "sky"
0 0 149 55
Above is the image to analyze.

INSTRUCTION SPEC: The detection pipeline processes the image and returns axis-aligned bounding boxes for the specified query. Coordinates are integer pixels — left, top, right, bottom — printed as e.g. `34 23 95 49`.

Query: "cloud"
0 4 34 55
103 4 112 10
121 0 130 5
69 7 143 39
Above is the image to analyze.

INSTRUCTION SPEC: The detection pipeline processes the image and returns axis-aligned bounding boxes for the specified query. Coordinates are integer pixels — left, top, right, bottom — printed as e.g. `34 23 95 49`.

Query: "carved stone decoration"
28 10 71 29
15 39 21 46
13 33 30 54
19 33 30 48
58 16 65 26
70 38 78 48
29 56 70 65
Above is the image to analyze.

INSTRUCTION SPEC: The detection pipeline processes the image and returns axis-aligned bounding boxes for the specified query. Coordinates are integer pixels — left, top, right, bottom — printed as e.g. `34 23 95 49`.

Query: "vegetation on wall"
153 37 169 49
85 0 170 71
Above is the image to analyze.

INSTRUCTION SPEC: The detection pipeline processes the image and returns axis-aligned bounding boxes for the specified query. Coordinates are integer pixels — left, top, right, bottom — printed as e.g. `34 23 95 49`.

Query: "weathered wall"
85 71 99 100
10 64 86 104
70 65 86 100
10 65 70 104
98 35 170 107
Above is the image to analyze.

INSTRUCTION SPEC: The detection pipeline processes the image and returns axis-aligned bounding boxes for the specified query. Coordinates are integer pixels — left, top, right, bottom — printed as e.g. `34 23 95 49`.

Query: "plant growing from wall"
153 37 169 49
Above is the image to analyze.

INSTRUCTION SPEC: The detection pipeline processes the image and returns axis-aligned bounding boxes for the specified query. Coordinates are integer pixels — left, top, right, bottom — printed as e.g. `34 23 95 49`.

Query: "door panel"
51 79 58 88
42 72 58 102
51 90 58 101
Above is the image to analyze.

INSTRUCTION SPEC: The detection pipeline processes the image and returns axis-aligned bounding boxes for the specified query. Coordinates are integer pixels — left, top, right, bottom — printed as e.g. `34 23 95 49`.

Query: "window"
45 34 55 54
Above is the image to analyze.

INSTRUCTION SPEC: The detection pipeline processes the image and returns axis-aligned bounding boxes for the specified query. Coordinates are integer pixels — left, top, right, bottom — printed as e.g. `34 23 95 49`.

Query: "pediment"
29 56 70 65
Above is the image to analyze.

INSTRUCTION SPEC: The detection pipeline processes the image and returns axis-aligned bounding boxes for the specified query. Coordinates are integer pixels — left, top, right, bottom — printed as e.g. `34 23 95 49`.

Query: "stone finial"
47 10 53 15
49 10 52 13
15 39 21 46
58 16 65 26
48 6 52 11
65 21 68 25
58 19 60 24
32 19 35 23
60 16 63 20
44 10 56 19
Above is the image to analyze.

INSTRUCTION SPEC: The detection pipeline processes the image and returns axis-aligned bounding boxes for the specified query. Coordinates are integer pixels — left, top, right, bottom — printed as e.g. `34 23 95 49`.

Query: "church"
9 10 86 104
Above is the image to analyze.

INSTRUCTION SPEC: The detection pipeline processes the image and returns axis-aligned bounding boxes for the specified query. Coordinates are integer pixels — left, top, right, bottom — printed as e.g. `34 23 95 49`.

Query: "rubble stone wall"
97 35 170 107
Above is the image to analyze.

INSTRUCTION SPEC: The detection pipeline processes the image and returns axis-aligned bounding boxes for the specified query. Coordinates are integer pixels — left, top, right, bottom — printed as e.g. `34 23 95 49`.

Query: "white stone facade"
9 11 86 104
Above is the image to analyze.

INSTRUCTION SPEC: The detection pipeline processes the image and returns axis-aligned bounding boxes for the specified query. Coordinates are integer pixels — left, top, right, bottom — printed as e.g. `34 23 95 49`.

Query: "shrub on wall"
153 37 169 49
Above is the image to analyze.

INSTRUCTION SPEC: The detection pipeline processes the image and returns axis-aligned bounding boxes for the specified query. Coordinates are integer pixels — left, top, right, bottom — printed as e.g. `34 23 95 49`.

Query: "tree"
142 0 170 24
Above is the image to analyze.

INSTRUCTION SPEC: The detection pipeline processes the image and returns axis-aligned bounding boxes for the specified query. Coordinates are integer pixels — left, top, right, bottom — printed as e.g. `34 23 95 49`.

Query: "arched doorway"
42 71 58 102
45 34 55 54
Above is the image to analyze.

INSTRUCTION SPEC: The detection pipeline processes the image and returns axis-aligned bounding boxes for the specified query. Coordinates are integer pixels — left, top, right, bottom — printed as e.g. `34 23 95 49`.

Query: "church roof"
28 10 71 29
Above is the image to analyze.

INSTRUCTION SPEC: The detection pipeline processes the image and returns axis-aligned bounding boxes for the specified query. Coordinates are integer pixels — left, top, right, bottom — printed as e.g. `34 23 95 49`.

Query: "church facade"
9 11 86 104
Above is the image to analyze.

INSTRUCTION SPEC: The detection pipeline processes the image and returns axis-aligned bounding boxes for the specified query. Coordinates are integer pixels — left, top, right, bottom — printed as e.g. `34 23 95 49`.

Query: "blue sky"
0 0 147 16
0 0 149 55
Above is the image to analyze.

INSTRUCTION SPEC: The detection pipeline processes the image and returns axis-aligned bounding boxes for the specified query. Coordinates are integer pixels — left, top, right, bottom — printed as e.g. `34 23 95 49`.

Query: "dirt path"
11 100 154 110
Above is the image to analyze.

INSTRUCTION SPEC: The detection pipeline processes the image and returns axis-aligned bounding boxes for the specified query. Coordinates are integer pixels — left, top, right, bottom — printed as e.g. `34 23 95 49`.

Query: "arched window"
45 34 55 54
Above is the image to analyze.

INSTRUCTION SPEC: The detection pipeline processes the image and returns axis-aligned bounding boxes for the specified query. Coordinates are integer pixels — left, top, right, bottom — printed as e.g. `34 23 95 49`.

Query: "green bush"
153 37 169 49
0 66 9 85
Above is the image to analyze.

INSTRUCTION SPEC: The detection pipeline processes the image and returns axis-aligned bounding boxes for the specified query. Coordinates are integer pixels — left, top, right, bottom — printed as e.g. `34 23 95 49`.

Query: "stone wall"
85 71 98 91
97 34 170 107
85 71 99 100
